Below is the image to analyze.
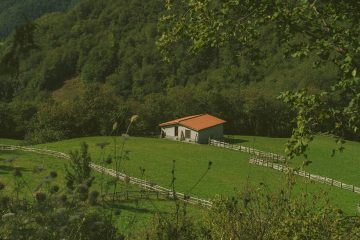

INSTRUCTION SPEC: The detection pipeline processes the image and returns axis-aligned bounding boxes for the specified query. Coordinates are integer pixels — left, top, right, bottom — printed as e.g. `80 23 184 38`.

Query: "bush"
141 184 360 239
0 143 122 240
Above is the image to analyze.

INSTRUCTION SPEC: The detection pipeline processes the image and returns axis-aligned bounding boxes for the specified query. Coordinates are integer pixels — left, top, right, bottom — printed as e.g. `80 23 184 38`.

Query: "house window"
174 126 178 136
185 129 191 138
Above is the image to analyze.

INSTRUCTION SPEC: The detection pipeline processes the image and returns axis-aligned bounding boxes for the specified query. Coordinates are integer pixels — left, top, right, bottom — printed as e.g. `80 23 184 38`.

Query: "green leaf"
352 68 357 77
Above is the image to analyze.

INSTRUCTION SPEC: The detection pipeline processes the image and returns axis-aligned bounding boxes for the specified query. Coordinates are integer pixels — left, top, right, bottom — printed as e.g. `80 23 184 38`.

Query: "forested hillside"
0 0 79 39
0 0 343 142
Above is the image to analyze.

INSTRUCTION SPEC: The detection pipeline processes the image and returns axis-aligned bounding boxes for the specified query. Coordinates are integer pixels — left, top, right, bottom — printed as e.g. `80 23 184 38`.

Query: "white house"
159 114 226 144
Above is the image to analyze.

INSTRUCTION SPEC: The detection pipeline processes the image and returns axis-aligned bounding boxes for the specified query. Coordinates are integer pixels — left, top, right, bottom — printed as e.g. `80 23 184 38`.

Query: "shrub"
0 143 122 240
141 183 360 239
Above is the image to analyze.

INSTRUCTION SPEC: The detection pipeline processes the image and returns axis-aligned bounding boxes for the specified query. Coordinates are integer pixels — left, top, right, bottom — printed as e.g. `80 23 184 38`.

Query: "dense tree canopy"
0 0 358 145
158 0 360 157
0 0 79 39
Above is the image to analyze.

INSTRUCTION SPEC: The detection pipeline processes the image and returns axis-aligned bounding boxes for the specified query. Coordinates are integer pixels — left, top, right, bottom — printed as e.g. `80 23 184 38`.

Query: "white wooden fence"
0 144 212 208
209 139 286 162
249 157 360 194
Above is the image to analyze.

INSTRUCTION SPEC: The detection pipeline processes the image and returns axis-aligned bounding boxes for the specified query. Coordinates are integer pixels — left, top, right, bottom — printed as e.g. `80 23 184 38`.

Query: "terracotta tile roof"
159 114 226 131
159 114 203 127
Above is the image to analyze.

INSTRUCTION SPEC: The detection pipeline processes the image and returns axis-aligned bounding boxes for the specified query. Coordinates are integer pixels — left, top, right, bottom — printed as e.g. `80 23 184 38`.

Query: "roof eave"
159 123 176 127
180 121 225 132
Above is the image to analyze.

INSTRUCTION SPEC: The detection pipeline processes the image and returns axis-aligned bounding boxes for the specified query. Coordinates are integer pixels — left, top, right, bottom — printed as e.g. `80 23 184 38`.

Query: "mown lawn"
26 136 360 215
229 135 360 186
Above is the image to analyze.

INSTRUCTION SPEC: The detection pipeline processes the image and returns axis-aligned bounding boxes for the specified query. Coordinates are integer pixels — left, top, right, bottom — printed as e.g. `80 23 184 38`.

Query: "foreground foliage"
141 183 360 240
0 143 120 240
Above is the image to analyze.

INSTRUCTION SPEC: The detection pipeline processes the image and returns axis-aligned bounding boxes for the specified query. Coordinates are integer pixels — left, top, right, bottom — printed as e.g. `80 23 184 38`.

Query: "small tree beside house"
159 114 226 144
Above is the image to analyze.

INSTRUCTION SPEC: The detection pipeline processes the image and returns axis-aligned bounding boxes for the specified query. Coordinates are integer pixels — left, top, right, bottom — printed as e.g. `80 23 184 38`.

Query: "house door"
185 129 191 139
180 131 185 141
174 126 178 136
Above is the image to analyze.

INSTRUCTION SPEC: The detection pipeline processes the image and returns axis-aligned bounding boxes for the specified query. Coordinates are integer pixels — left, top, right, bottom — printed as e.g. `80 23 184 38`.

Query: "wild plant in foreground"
110 115 138 203
141 176 360 240
0 144 123 240
136 159 213 240
95 141 110 200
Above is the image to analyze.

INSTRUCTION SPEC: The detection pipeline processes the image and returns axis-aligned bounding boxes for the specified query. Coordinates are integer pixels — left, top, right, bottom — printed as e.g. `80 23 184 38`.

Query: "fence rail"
209 139 286 162
106 190 163 201
249 157 360 194
0 144 212 208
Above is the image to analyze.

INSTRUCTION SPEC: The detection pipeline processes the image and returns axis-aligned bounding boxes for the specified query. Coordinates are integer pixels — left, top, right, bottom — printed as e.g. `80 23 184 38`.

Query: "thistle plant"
0 144 125 239
111 114 139 202
95 141 110 199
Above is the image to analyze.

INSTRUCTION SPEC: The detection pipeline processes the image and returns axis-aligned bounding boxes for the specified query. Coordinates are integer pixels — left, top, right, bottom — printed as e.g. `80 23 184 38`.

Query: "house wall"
161 124 223 144
197 124 223 144
178 126 199 142
161 125 176 139
161 125 199 142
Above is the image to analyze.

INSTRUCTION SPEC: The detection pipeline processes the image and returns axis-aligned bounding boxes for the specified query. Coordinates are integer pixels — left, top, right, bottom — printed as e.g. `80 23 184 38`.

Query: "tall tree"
158 0 360 158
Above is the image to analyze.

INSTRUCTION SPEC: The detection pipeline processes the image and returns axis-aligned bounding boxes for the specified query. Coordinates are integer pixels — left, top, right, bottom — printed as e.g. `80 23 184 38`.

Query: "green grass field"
21 136 358 214
229 135 360 186
1 135 359 215
0 147 199 236
0 138 23 145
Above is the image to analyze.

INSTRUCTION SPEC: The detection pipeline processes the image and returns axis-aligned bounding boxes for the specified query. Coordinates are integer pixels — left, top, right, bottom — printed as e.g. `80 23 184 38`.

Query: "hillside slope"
32 136 360 214
230 135 360 186
0 0 79 39
0 147 189 234
0 0 345 142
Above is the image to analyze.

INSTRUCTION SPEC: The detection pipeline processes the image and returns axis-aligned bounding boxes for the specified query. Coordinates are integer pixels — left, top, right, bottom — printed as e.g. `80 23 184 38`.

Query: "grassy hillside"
0 138 23 145
25 136 360 214
0 148 201 235
231 135 360 186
